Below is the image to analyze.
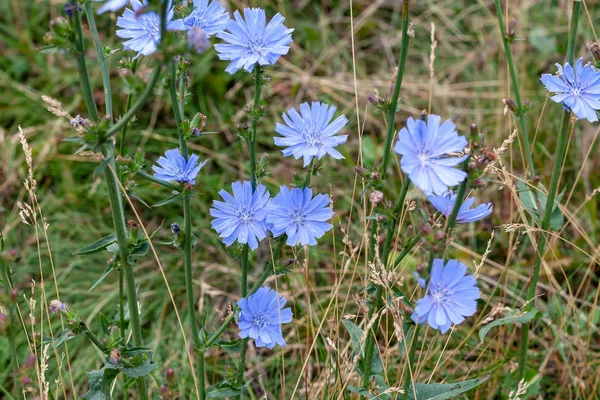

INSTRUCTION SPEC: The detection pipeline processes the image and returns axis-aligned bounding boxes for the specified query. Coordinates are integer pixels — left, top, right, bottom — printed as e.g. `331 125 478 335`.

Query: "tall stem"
168 58 205 398
362 178 410 388
493 0 536 180
83 3 112 121
380 0 410 180
70 3 99 122
399 325 419 400
236 64 264 399
104 158 149 400
517 1 579 380
119 269 126 339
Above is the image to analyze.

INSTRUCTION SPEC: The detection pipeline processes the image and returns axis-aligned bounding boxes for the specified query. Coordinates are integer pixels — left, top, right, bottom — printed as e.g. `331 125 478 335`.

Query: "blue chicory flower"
266 186 333 246
274 102 348 167
96 0 128 14
168 0 229 36
411 259 480 334
541 58 600 123
394 115 468 196
214 8 293 74
152 148 207 185
116 0 184 59
210 181 271 250
49 300 67 314
237 287 293 349
188 27 210 53
427 191 493 223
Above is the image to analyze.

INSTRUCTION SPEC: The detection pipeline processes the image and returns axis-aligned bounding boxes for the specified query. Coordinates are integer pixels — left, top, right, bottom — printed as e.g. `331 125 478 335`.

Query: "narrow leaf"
74 233 117 255
479 310 539 342
408 376 489 400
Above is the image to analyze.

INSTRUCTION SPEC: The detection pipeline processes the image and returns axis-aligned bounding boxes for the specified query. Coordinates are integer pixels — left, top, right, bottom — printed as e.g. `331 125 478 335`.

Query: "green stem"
137 170 181 191
236 64 264 399
184 198 204 399
70 3 99 122
83 325 108 353
517 1 579 380
103 156 149 400
168 56 205 399
493 0 536 180
518 112 571 379
0 258 18 396
119 269 126 339
392 232 423 268
445 157 471 237
84 3 112 121
119 60 138 155
104 66 163 139
362 178 411 388
399 325 420 400
248 65 263 190
380 0 410 180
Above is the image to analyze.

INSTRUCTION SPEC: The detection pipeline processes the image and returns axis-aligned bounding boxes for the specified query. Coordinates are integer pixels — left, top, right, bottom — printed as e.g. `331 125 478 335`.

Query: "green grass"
1 0 600 399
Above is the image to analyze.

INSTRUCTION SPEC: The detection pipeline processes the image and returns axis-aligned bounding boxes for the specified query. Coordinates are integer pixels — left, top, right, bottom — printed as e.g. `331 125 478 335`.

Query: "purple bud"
188 27 210 54
49 300 67 314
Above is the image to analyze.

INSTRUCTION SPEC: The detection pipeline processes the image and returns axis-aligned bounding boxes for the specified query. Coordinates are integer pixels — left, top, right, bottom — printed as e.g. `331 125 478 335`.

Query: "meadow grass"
1 0 600 399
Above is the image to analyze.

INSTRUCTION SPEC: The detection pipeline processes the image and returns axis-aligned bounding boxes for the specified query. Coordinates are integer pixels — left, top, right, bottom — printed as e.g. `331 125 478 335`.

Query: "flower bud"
64 2 79 18
507 18 518 41
503 97 518 114
367 93 380 106
49 299 67 314
188 27 210 54
21 376 32 385
587 40 600 62
369 190 384 205
24 353 36 369
166 367 176 383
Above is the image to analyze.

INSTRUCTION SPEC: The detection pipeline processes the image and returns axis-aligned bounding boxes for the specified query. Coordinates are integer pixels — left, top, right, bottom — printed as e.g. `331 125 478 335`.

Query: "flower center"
303 127 322 146
291 207 307 225
431 285 452 304
141 14 161 40
237 207 253 223
246 34 266 54
253 312 268 328
417 152 430 166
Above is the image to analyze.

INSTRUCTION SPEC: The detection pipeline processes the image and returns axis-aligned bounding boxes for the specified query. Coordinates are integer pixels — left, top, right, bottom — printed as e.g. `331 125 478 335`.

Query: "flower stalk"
517 0 579 380
168 58 205 399
493 0 536 180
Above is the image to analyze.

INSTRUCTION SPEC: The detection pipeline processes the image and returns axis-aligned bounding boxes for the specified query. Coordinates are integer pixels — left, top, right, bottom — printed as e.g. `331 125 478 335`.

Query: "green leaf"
119 359 156 379
130 241 149 257
152 194 181 208
74 233 117 255
54 328 85 348
517 182 564 230
479 309 539 342
99 313 111 336
82 366 121 400
206 387 242 398
408 376 489 400
341 319 383 376
347 386 370 396
89 264 116 292
94 156 113 179
214 339 243 353
129 191 151 208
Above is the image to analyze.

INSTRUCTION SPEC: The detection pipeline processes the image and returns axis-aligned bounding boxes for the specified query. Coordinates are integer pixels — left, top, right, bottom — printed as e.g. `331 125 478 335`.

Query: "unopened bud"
472 178 486 188
160 385 169 394
587 40 600 62
370 171 381 181
24 354 36 369
9 288 18 301
127 220 138 229
421 225 433 235
166 368 176 383
354 165 367 177
503 97 518 114
367 93 380 106
416 264 426 273
49 299 67 314
507 18 518 40
188 27 210 54
434 230 445 241
64 2 79 17
109 349 122 364
170 222 181 238
21 376 32 385
470 123 478 136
